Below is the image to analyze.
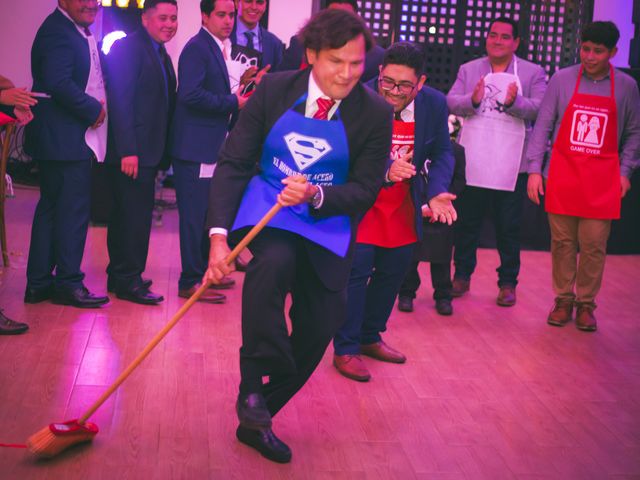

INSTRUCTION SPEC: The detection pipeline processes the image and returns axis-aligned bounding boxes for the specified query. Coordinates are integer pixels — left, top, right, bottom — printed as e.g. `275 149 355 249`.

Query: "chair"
0 122 16 267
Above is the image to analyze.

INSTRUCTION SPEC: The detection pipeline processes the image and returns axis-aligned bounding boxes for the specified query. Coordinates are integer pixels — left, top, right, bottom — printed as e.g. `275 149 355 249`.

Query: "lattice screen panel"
321 0 593 91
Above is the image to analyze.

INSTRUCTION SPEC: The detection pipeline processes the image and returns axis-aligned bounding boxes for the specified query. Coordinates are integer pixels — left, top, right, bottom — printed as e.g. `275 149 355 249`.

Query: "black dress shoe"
116 286 163 305
52 286 110 309
435 298 453 316
0 310 29 335
107 277 152 293
24 285 53 304
398 296 413 312
236 393 272 429
236 425 291 463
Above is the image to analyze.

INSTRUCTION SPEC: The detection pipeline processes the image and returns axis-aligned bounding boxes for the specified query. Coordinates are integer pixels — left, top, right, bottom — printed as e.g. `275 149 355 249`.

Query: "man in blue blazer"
105 0 178 305
168 0 249 303
24 0 109 308
231 0 284 70
333 42 456 382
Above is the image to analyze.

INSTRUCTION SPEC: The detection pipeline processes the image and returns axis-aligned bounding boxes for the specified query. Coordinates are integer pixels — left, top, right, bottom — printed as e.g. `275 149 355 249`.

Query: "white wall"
268 0 314 45
0 0 55 88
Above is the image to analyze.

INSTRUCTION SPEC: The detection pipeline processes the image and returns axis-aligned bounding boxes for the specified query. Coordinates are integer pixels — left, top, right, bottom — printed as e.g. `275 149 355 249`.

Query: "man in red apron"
204 10 393 463
332 42 456 382
526 21 640 331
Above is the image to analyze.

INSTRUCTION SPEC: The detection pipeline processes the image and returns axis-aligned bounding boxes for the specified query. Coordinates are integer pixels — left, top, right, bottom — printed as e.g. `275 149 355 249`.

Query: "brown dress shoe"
575 304 597 332
360 340 406 364
213 276 236 290
451 278 470 297
547 299 573 327
333 354 371 382
497 286 516 307
179 284 226 304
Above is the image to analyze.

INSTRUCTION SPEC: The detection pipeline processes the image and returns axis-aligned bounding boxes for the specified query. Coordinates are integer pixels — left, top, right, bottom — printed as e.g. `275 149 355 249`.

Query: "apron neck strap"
575 64 615 98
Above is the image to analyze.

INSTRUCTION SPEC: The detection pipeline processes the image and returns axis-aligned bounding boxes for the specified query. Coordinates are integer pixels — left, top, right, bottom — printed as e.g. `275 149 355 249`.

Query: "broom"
26 203 283 458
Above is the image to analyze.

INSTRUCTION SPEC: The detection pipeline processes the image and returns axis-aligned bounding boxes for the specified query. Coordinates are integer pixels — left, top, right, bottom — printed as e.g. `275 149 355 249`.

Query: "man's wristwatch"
309 186 322 209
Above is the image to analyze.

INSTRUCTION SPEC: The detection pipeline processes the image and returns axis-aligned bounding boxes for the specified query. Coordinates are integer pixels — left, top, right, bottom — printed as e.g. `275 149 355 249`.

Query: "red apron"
545 65 621 220
356 119 417 247
0 112 15 127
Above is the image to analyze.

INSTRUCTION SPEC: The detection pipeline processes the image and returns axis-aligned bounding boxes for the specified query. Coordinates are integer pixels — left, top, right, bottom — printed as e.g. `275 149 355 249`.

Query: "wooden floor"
0 186 639 480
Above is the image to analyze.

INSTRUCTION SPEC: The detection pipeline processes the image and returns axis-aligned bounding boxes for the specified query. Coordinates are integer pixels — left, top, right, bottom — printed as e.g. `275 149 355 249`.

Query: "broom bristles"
27 420 99 458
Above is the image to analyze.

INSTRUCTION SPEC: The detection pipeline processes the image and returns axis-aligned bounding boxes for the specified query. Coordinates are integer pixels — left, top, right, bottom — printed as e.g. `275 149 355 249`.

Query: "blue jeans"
333 242 415 355
453 173 527 287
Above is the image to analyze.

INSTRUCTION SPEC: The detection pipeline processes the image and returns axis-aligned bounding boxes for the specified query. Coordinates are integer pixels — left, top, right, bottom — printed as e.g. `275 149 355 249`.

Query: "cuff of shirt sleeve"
209 228 228 237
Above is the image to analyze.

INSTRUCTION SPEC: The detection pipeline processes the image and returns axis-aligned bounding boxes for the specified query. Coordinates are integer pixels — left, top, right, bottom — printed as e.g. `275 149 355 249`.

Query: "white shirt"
203 27 232 60
209 73 340 237
398 100 415 122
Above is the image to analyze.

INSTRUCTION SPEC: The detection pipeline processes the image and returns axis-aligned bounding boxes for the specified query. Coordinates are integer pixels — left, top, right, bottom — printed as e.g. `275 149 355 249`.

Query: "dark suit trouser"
453 173 527 287
239 228 346 417
399 261 453 301
106 165 156 290
173 159 211 290
333 243 414 356
27 160 91 290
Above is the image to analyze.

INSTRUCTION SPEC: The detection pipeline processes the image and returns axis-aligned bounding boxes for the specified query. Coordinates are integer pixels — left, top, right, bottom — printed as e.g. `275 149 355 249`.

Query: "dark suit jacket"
231 24 284 69
368 79 455 239
169 28 238 164
276 35 384 83
105 28 175 168
207 69 393 290
25 9 103 161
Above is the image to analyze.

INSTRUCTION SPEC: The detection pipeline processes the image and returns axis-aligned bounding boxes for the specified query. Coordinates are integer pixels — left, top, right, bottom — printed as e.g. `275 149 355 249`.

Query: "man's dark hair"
143 0 178 12
489 17 519 39
581 21 620 49
200 0 225 15
299 9 373 53
326 0 359 13
382 42 425 77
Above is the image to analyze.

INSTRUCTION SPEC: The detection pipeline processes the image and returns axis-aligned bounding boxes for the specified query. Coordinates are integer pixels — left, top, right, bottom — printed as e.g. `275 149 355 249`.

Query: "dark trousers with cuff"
453 173 526 287
239 228 346 417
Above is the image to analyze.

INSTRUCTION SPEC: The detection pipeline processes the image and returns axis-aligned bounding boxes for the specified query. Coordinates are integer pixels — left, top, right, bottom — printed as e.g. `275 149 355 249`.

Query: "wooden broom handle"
79 203 283 423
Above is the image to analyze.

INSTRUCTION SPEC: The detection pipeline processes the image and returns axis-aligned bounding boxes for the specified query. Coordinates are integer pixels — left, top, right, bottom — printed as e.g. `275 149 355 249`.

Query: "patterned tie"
244 31 256 51
313 97 335 120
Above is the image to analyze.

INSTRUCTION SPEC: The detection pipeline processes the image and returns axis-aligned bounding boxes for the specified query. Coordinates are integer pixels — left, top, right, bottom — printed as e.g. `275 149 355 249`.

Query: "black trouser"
106 165 156 291
239 228 346 417
453 173 527 287
172 159 211 290
399 261 452 301
27 160 91 290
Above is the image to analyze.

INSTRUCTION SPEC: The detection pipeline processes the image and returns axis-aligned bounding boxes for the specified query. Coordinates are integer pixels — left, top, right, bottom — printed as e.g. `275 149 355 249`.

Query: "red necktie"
313 97 335 120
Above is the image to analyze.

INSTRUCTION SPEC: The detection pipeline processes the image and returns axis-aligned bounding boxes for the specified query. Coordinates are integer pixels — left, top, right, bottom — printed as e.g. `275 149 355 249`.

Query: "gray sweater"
526 64 640 178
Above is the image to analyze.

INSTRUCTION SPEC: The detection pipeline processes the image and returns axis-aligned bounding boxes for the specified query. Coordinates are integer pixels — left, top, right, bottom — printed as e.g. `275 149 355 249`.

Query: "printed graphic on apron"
284 132 333 171
480 83 510 113
570 109 608 148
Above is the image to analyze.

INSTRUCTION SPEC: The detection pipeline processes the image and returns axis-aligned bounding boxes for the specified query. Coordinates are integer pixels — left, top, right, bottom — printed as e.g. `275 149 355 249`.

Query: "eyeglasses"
378 77 416 95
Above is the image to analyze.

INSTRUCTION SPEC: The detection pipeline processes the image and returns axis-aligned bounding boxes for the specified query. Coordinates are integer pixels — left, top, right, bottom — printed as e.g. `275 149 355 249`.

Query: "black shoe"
116 286 163 305
0 310 29 335
435 299 453 316
24 285 53 304
236 393 272 429
107 277 152 293
397 296 413 312
236 425 292 463
52 286 110 309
